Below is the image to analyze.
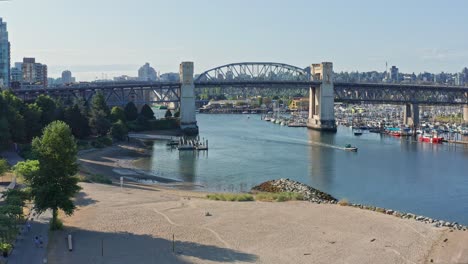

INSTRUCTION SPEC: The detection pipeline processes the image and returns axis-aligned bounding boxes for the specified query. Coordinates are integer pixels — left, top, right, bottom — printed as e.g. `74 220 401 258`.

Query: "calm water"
143 114 468 225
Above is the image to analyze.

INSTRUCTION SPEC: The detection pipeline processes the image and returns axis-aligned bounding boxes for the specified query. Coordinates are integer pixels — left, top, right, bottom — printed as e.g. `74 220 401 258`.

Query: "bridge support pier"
307 62 337 132
403 103 419 133
464 105 468 124
179 62 199 135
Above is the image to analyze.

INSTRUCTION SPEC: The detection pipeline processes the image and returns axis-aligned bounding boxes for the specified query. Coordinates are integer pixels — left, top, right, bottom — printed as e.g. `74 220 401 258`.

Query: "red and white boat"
419 133 443 144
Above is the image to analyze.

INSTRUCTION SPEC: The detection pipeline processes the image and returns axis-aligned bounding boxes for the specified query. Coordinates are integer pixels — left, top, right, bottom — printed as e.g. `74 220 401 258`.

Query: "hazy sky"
1 0 467 81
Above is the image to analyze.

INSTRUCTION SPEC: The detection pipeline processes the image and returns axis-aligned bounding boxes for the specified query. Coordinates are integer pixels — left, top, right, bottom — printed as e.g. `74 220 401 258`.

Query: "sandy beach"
46 145 468 264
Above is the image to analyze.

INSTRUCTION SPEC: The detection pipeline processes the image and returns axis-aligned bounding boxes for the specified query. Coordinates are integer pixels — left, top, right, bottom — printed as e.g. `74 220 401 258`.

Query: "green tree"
13 160 40 183
89 110 111 136
23 104 43 141
140 104 155 120
35 95 57 127
124 102 138 121
64 104 91 139
111 120 128 141
0 117 11 148
110 106 126 123
31 121 80 229
0 159 9 176
164 109 172 118
91 92 110 117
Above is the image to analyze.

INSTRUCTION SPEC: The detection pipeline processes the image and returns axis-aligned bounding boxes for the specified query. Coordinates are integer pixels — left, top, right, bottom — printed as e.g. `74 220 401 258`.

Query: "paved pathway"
2 211 52 264
0 151 24 166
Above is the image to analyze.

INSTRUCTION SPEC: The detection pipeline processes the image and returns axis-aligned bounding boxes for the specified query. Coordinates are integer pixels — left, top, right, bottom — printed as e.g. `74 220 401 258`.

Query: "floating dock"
173 136 209 151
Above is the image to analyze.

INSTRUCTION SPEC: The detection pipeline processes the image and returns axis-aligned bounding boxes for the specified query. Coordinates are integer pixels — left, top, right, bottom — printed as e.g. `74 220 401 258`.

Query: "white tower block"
179 62 199 135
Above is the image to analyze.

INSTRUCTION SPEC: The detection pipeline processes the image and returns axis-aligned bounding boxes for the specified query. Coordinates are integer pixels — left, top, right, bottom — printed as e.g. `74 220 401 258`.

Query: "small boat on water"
353 129 363 136
166 139 179 146
419 133 443 144
242 111 249 114
344 144 358 152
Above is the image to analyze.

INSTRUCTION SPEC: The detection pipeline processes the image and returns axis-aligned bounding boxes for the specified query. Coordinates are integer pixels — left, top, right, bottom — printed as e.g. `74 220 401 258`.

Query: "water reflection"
307 130 336 191
177 151 197 183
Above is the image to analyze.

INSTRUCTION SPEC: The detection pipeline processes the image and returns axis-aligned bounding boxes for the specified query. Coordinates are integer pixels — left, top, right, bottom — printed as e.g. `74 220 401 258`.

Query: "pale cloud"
419 48 468 61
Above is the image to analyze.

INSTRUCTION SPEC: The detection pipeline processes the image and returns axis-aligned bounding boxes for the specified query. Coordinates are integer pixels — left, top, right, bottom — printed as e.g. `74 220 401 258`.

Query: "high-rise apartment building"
0 18 10 88
22 57 48 88
138 63 157 81
389 66 399 83
62 70 73 84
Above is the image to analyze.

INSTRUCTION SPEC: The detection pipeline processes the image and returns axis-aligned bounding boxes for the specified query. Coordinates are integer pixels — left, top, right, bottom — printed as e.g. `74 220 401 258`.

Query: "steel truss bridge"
11 62 468 106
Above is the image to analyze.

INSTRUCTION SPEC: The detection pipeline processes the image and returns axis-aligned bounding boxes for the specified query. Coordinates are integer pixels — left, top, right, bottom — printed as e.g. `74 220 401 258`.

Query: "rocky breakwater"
252 179 468 231
252 178 337 204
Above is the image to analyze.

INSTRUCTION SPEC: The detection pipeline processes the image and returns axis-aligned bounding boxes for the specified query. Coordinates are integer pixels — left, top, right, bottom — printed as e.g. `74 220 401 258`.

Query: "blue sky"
1 0 468 80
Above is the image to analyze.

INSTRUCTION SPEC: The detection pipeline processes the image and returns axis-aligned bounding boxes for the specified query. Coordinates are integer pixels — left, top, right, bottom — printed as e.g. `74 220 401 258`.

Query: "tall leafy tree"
89 92 111 136
35 95 57 127
23 104 43 141
140 104 155 120
31 121 80 229
0 117 11 148
91 92 110 117
89 110 111 136
64 104 91 139
124 102 138 121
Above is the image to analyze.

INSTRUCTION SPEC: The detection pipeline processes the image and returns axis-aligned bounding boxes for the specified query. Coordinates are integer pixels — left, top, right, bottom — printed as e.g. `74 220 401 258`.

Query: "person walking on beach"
34 237 40 248
39 235 44 248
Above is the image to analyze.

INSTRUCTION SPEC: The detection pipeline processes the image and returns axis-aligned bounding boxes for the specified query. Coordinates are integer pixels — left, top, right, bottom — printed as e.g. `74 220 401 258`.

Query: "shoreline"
78 140 468 229
49 180 468 263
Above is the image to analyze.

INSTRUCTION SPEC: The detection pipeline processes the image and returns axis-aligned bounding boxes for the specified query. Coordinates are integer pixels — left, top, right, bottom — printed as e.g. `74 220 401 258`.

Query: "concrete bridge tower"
307 62 337 132
464 105 468 124
179 62 199 135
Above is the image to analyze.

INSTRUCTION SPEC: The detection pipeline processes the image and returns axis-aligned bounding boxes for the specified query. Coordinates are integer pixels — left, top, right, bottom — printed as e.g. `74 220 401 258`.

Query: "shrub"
0 243 12 254
110 106 126 123
376 207 386 213
111 120 128 141
255 192 304 202
206 193 254 202
89 174 112 185
338 199 349 206
91 136 113 148
164 109 172 118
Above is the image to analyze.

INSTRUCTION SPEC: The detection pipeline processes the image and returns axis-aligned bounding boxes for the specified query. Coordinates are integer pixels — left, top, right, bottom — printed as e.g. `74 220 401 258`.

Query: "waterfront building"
289 98 309 111
138 63 157 81
21 57 48 88
0 18 10 88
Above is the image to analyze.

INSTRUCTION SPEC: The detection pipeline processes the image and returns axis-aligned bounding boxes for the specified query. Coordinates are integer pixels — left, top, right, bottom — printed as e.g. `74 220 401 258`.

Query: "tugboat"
344 144 358 152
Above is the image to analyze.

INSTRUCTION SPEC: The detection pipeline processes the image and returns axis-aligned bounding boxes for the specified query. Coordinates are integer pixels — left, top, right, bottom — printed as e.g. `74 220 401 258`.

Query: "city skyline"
1 0 468 80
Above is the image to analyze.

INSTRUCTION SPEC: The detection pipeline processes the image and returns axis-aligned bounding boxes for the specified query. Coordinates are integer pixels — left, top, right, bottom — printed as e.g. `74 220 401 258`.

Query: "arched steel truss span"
195 62 310 83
